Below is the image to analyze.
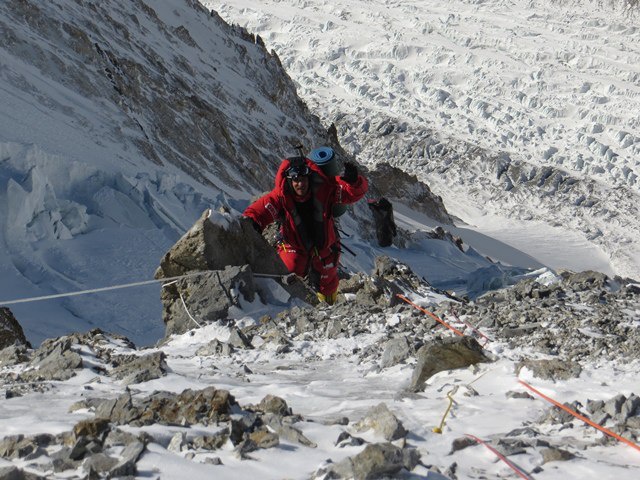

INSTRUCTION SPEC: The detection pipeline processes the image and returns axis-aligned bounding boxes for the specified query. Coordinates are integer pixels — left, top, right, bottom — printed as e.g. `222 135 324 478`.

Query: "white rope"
178 290 203 329
0 271 211 306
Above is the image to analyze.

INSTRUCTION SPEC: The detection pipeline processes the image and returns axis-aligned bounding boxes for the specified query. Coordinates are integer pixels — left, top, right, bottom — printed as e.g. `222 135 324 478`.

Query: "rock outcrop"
409 336 491 392
447 270 640 361
155 209 316 338
368 162 453 225
0 308 30 350
353 403 407 441
320 442 421 480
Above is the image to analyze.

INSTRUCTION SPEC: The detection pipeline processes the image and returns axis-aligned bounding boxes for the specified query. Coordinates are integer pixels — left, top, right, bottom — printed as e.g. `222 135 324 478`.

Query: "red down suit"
243 157 368 295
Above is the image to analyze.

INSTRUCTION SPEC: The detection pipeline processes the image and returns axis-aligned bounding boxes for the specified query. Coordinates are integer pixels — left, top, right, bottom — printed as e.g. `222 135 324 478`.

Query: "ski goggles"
285 164 310 180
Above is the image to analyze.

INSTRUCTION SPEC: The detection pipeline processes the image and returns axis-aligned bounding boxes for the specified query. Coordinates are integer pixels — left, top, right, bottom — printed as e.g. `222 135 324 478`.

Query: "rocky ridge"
442 270 640 363
1 256 639 478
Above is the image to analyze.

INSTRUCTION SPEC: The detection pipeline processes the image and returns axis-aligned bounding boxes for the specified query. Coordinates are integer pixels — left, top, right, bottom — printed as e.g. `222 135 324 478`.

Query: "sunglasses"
286 165 310 180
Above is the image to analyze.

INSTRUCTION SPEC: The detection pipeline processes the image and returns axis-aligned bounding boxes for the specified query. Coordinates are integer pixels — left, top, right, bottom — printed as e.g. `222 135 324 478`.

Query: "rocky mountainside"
1 0 334 345
0 0 452 345
1 249 639 478
1 1 639 478
1 0 326 192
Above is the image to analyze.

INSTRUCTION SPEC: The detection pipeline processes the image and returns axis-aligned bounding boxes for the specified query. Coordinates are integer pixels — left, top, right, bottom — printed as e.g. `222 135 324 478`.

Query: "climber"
243 148 368 305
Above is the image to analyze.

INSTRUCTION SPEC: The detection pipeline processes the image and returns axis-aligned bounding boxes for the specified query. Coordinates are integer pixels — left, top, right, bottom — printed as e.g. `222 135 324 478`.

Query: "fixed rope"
396 294 465 337
464 433 534 480
161 279 203 329
5 264 636 468
449 307 492 346
519 380 640 454
0 271 296 307
399 292 637 470
0 271 211 306
432 368 495 434
433 387 457 434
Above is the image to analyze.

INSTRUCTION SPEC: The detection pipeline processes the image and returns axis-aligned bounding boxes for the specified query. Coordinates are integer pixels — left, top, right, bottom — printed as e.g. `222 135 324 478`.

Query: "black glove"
341 161 358 184
244 216 262 233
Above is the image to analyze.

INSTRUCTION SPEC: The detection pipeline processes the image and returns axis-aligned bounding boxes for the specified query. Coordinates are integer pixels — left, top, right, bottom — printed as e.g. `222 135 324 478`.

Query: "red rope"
464 433 533 480
396 294 465 337
519 380 640 453
449 307 492 345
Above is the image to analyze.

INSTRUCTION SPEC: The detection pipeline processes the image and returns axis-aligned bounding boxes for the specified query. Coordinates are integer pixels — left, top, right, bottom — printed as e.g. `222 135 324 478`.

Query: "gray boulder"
326 442 421 480
0 344 29 367
110 351 167 385
248 428 279 449
227 327 253 349
196 339 235 357
409 336 491 392
192 431 229 450
167 432 187 453
20 337 83 381
82 453 119 475
380 336 412 369
108 440 145 477
0 308 31 350
256 394 291 416
95 391 140 426
0 465 46 480
368 162 453 225
156 210 288 278
353 403 407 441
335 431 366 448
262 414 317 448
516 358 582 381
160 265 256 338
72 418 110 439
541 447 576 463
619 394 640 422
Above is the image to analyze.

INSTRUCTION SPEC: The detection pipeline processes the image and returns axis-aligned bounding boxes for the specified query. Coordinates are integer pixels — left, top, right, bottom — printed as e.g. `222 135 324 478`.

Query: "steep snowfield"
212 0 640 278
0 0 326 345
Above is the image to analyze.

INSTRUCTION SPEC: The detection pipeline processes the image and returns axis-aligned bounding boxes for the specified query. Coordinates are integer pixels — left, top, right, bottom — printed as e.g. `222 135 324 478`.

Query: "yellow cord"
433 387 457 434
431 368 494 434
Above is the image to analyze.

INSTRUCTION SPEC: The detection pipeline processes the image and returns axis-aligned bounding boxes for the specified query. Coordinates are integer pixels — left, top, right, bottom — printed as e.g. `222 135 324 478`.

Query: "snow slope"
212 0 640 278
0 0 326 346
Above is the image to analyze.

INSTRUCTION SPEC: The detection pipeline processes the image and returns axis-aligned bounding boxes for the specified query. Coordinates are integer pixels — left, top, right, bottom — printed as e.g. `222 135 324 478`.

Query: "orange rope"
450 307 492 345
397 294 640 466
464 434 533 479
396 294 465 337
518 380 640 453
